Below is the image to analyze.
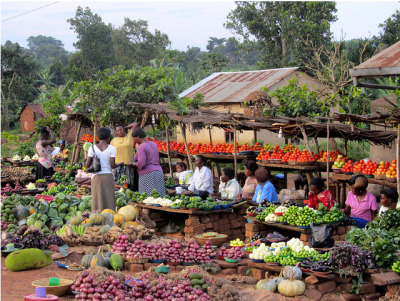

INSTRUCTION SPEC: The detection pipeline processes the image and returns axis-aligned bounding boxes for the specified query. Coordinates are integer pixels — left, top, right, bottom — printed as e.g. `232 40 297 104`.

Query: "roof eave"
350 66 400 78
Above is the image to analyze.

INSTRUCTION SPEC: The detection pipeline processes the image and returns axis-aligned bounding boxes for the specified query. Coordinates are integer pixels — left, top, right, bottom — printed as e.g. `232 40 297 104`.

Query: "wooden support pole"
72 120 82 163
344 139 348 157
326 119 330 187
233 126 237 178
180 123 193 171
314 137 320 154
165 124 173 176
208 126 213 144
397 125 400 199
253 129 257 143
300 125 313 156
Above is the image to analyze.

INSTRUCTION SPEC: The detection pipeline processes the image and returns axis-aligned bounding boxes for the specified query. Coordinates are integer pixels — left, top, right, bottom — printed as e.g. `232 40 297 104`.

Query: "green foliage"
263 77 337 118
72 65 177 126
112 18 170 68
225 1 337 68
1 42 40 130
67 6 115 79
200 52 228 74
378 9 400 47
15 142 36 157
27 35 69 67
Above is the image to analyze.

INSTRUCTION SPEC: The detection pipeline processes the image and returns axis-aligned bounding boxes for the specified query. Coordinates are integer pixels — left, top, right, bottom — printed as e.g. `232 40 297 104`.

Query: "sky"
1 1 399 53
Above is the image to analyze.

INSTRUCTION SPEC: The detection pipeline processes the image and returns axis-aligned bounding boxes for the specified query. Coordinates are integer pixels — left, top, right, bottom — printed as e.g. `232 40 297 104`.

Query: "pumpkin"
110 254 123 271
273 270 285 286
90 248 107 267
100 224 111 234
114 214 125 227
121 221 138 229
29 206 36 215
256 279 276 291
89 212 104 226
117 205 138 222
283 263 302 280
16 206 30 220
82 248 94 269
70 214 84 226
82 219 91 224
102 209 116 215
278 271 306 297
105 244 113 258
102 212 114 226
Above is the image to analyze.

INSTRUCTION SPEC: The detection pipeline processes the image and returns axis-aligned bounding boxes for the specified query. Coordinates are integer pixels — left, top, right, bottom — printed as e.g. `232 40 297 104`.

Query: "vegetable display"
5 248 53 272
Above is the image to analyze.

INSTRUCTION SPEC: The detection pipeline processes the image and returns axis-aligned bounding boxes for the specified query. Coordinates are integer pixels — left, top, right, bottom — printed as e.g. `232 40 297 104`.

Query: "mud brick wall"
184 207 247 240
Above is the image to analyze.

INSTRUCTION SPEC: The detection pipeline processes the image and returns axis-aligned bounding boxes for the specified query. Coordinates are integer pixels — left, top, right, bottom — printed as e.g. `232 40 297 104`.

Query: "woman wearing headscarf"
55 140 69 162
247 168 278 206
130 127 165 197
110 123 138 190
307 178 336 210
35 126 56 180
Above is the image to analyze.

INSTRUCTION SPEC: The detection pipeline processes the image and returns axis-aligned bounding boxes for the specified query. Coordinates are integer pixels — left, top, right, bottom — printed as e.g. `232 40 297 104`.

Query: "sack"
309 223 334 248
86 146 101 173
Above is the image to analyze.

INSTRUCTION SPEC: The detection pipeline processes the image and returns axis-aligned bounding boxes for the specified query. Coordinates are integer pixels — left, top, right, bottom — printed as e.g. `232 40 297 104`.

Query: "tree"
48 60 66 86
263 77 337 119
27 35 69 67
1 42 40 130
35 68 56 89
200 52 228 73
71 66 178 127
225 1 337 68
378 9 400 47
67 6 115 79
112 18 170 68
206 37 227 52
343 38 378 65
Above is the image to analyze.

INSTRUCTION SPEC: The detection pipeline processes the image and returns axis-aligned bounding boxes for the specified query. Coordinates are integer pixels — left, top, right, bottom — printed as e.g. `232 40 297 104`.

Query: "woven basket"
31 278 73 297
332 168 343 174
288 160 297 166
386 177 396 183
195 234 227 247
374 174 386 180
127 257 149 264
137 217 156 228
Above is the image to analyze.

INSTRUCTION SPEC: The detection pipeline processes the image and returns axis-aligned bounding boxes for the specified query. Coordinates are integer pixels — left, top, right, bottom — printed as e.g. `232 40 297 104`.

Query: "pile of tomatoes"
80 134 98 143
362 160 378 176
385 159 397 179
341 160 354 173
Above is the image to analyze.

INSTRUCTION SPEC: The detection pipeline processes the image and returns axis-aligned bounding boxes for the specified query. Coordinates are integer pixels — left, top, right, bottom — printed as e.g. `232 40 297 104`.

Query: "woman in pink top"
342 175 377 228
35 127 56 180
130 127 165 197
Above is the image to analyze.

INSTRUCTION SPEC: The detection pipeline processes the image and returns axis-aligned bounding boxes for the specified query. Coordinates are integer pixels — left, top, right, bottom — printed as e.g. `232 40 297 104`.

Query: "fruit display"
263 143 273 151
256 150 271 160
23 155 31 161
386 159 397 180
265 213 279 222
332 155 345 169
81 134 98 143
111 234 132 253
65 163 81 172
275 206 288 214
322 204 345 223
279 255 297 266
51 172 74 184
12 155 21 161
341 160 354 173
374 161 388 178
294 206 317 226
264 253 280 263
249 243 270 260
56 224 84 243
230 238 244 247
189 272 210 290
297 149 316 162
353 160 366 173
362 160 378 176
165 176 176 187
226 247 245 260
26 182 36 190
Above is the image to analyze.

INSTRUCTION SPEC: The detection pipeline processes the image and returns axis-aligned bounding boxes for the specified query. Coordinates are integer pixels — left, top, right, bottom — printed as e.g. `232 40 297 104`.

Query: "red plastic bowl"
35 195 55 203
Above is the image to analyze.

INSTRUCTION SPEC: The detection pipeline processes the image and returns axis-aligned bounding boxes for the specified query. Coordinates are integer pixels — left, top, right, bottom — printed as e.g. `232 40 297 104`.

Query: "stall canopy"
128 102 397 146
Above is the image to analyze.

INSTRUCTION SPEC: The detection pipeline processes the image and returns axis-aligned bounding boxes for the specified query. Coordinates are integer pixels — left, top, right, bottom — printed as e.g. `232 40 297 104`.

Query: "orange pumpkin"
82 219 91 224
114 214 125 227
29 207 36 215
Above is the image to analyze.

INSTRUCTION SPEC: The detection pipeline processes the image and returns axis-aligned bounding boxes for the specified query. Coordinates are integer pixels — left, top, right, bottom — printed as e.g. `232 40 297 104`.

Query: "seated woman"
307 178 336 210
241 160 258 200
214 167 242 200
55 140 69 162
188 155 213 199
342 175 377 228
379 187 398 214
247 168 278 206
176 162 193 186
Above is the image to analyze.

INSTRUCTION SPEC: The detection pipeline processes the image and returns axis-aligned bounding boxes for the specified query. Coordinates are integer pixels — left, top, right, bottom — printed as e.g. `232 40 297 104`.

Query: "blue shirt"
252 181 279 204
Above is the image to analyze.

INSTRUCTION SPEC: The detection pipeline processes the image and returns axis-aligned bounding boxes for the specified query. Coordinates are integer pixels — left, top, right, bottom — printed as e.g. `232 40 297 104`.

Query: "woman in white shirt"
379 187 398 215
188 155 213 199
216 167 241 200
84 128 124 211
176 162 193 186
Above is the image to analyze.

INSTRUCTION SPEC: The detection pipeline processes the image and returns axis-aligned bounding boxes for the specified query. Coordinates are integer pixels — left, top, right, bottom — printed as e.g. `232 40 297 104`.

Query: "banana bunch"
74 186 90 196
71 225 84 236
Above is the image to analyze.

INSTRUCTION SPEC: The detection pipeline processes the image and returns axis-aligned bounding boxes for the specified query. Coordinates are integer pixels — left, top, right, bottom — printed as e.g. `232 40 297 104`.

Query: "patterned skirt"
139 170 165 197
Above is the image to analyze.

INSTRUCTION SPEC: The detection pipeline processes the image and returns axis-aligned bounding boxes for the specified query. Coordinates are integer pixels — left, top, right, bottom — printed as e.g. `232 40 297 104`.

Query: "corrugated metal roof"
179 68 298 103
350 41 400 77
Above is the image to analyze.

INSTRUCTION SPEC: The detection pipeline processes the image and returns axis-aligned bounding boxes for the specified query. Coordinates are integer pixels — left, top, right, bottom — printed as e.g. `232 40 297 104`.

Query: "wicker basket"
386 177 396 183
31 278 73 297
332 168 343 174
374 174 386 180
354 172 363 175
269 159 282 164
288 160 297 166
137 217 156 228
195 234 227 247
127 257 149 264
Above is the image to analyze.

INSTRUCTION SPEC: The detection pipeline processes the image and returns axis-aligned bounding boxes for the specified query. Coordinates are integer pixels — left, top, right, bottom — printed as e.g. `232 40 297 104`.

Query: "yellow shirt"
110 129 134 164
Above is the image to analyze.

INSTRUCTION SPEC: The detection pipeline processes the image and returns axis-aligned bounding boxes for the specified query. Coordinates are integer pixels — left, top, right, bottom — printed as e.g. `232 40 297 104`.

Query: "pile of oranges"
80 134 98 143
362 160 378 176
385 159 397 179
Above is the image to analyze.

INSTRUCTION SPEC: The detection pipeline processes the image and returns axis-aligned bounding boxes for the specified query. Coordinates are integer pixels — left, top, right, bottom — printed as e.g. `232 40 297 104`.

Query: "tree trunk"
180 123 193 171
329 138 338 151
300 125 312 155
165 124 173 176
314 137 320 154
233 126 237 179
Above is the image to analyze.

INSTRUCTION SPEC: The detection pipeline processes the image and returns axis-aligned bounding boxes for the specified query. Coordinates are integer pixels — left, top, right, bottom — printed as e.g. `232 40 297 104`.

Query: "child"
379 187 399 214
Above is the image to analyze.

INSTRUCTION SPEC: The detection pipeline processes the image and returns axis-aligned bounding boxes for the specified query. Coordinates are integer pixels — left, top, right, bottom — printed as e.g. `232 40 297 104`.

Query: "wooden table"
3 157 37 167
136 202 245 215
331 173 397 208
248 216 310 234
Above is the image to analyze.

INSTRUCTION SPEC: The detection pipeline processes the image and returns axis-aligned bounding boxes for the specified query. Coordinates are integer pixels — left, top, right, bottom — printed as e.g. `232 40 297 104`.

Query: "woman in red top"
307 178 336 210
